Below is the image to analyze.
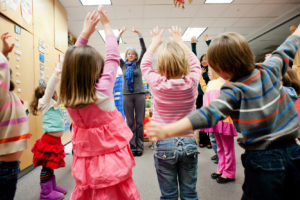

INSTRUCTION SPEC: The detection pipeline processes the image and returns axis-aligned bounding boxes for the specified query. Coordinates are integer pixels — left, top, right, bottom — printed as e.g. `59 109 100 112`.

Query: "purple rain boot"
40 180 64 200
51 175 67 194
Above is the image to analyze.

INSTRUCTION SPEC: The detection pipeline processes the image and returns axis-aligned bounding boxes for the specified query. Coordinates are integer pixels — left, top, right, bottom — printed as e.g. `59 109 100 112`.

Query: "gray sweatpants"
123 94 145 153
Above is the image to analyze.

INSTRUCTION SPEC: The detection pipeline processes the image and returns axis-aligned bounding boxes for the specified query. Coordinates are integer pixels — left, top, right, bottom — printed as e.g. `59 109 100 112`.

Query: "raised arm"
204 34 211 46
39 69 60 106
0 33 14 98
141 27 163 86
191 36 197 56
132 28 146 64
94 7 120 98
117 27 126 66
261 25 300 79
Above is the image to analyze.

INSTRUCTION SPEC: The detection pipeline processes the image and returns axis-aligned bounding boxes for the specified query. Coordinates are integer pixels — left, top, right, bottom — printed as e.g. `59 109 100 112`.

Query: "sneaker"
216 176 235 184
211 155 218 160
136 151 143 156
211 172 222 179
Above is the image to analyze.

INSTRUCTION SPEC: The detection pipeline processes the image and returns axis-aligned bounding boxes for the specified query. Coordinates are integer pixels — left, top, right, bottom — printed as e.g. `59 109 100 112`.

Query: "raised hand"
204 34 210 42
191 36 197 43
80 10 100 40
292 24 300 37
1 32 15 58
148 26 163 54
119 26 126 37
98 6 113 34
132 27 140 35
169 26 182 42
55 63 62 76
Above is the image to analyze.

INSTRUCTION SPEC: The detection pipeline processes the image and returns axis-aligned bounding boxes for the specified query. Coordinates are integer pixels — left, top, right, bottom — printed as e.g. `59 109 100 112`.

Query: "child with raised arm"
59 7 139 200
30 65 67 200
146 26 300 200
0 33 31 200
141 26 201 200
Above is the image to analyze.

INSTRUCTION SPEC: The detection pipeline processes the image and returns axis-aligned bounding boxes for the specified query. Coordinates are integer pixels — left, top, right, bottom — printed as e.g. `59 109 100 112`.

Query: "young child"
30 67 67 200
282 68 300 102
200 67 237 183
0 33 31 200
146 26 300 200
59 7 139 200
141 26 201 200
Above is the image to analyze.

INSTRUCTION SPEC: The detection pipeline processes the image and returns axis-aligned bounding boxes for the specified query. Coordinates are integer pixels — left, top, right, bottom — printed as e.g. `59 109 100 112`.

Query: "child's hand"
119 26 126 37
148 26 163 54
1 32 15 58
204 34 210 42
98 6 113 34
55 63 62 76
292 24 300 37
145 121 168 142
80 10 100 40
169 26 182 42
191 36 197 43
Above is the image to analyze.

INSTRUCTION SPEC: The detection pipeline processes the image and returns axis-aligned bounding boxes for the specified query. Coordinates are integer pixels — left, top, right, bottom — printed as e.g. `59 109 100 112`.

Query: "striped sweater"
0 53 30 156
188 35 300 150
141 52 201 136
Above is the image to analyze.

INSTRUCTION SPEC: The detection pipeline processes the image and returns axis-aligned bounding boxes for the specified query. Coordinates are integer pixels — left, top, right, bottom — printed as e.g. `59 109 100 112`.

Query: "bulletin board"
0 0 33 33
0 16 36 170
54 0 68 53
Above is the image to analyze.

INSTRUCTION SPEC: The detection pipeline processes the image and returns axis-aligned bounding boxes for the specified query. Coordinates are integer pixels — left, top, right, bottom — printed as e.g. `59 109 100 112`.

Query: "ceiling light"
98 30 122 43
205 0 233 3
80 0 112 6
181 27 207 42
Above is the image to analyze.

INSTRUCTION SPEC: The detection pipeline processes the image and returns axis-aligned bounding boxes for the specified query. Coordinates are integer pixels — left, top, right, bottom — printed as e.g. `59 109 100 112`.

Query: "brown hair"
157 41 190 79
59 45 104 107
30 85 46 116
282 68 300 96
207 32 255 81
125 48 138 61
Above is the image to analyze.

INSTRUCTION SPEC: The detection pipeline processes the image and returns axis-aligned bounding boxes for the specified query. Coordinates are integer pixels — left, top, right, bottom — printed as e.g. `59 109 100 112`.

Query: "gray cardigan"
119 37 146 95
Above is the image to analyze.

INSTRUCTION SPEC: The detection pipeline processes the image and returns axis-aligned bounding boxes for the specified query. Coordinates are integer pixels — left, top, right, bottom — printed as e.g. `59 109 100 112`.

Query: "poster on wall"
7 0 20 11
20 0 32 24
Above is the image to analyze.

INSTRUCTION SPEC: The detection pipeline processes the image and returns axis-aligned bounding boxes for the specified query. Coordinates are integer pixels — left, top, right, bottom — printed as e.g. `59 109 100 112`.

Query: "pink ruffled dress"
67 35 140 200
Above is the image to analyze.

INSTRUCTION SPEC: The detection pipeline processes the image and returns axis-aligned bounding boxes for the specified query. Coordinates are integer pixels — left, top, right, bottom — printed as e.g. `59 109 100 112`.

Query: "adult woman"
118 27 146 156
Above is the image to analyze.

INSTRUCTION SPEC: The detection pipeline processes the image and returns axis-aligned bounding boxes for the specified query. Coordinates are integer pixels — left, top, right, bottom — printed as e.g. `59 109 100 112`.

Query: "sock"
40 167 54 183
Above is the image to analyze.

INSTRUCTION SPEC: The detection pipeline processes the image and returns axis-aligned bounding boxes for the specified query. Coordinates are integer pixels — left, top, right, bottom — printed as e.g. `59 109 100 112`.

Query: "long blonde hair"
157 41 190 79
59 45 104 107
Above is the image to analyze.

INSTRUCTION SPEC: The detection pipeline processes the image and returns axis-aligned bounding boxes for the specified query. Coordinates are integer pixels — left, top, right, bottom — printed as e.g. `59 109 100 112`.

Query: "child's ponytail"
30 86 46 116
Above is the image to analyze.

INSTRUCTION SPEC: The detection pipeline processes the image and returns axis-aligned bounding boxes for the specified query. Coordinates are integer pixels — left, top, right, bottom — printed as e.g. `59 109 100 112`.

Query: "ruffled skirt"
31 134 65 169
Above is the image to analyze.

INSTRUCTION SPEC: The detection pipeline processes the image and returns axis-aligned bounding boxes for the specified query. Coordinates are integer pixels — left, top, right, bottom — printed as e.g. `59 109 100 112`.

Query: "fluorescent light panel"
98 30 122 43
80 0 111 6
181 27 207 42
205 0 233 3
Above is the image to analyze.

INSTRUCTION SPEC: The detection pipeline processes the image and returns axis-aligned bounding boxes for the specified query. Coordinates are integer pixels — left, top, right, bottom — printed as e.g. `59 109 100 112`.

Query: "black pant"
0 161 19 200
196 94 211 146
123 94 145 153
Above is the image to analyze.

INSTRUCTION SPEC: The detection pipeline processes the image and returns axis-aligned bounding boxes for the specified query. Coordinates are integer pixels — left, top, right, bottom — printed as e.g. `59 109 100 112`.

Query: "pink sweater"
141 52 201 136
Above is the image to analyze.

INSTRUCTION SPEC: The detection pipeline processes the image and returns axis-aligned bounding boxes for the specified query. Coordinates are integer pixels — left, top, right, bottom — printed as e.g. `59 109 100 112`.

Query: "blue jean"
154 137 199 200
0 161 19 200
209 133 217 154
241 141 300 200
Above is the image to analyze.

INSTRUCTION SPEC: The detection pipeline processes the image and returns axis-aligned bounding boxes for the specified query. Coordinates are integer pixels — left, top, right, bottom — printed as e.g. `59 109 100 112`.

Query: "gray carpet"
14 142 243 200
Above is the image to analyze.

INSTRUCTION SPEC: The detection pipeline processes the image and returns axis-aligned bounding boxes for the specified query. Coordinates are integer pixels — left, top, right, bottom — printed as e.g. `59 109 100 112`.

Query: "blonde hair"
157 41 190 79
59 45 104 107
207 32 255 81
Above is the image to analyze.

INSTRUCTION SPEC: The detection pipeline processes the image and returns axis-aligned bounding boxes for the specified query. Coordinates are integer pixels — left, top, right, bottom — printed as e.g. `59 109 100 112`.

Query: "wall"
0 0 70 170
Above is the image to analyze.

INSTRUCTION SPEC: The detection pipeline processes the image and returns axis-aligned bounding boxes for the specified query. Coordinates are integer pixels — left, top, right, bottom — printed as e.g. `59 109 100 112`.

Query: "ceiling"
59 0 300 62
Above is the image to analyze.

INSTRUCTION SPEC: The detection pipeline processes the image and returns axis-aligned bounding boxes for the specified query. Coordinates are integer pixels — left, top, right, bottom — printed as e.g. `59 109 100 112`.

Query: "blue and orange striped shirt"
188 35 300 150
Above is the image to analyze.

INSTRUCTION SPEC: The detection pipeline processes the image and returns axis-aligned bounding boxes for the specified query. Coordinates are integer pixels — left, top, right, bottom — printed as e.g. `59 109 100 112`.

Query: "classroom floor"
14 142 244 200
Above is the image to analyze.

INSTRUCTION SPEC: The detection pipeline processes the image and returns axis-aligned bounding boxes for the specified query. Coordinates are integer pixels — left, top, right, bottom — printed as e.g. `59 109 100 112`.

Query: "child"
30 67 67 200
59 7 139 200
141 26 201 200
282 68 300 102
0 33 31 200
201 67 237 183
146 26 300 200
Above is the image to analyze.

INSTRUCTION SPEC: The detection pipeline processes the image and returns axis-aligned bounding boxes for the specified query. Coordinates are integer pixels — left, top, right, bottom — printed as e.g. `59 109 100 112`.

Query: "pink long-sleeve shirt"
141 52 201 136
75 34 120 111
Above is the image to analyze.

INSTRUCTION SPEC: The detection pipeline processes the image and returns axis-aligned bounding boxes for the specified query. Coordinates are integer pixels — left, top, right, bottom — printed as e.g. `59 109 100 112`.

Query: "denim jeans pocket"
286 142 300 161
242 150 285 171
154 150 176 160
